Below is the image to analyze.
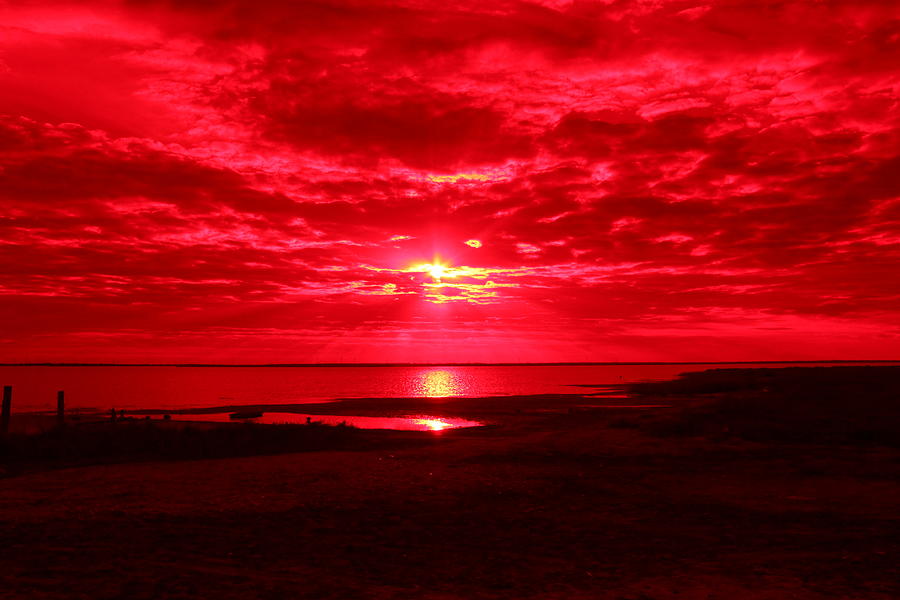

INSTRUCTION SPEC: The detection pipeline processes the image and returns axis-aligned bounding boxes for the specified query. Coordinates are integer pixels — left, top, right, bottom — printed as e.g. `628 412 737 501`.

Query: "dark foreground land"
1 366 899 599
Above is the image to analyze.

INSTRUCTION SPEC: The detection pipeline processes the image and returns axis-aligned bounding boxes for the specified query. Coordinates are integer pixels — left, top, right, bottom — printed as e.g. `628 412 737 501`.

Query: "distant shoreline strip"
1 361 898 368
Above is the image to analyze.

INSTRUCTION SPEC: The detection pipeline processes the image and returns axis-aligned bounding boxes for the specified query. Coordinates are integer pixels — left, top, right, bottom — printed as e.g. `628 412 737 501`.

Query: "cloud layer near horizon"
1 0 899 362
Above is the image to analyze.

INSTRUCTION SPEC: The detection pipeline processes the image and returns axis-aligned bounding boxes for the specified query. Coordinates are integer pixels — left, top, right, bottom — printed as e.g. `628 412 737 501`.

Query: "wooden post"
57 390 65 428
1 386 10 435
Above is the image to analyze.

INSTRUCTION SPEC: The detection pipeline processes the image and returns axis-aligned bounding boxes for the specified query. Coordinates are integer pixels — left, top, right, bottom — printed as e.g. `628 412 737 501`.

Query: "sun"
427 263 448 281
410 260 456 282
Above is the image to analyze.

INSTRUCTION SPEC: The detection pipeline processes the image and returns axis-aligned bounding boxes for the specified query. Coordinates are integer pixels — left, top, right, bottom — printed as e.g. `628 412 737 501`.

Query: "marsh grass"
629 366 900 446
0 420 431 475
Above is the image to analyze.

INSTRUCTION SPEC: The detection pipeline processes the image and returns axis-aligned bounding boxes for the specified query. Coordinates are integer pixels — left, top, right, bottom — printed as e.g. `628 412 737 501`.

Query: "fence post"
1 386 11 435
57 390 65 428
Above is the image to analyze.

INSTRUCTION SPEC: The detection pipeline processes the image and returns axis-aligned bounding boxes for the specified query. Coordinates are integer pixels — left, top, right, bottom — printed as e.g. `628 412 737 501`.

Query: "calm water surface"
168 412 483 431
0 363 892 412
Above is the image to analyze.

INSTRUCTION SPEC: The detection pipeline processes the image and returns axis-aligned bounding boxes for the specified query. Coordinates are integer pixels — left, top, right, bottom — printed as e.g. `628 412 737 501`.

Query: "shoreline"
2 366 899 598
4 359 898 367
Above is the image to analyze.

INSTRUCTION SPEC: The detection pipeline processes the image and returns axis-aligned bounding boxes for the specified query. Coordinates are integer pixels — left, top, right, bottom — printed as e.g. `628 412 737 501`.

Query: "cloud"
1 0 899 361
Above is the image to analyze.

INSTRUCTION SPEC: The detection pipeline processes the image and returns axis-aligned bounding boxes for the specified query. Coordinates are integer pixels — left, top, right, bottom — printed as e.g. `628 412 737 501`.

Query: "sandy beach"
1 367 899 599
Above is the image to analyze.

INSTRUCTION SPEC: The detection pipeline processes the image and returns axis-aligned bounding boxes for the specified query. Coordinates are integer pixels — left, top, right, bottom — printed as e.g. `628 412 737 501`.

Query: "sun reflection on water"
417 369 464 397
412 417 453 431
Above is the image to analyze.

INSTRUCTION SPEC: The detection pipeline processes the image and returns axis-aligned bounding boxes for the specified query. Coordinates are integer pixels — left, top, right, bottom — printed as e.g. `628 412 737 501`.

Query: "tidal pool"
168 412 483 431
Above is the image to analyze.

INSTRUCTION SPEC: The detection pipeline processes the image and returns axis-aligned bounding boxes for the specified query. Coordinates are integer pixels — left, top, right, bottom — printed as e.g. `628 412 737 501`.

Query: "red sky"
1 0 899 363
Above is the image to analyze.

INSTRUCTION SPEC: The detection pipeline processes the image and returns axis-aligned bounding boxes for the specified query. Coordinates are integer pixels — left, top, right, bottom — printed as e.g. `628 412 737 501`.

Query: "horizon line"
1 360 898 368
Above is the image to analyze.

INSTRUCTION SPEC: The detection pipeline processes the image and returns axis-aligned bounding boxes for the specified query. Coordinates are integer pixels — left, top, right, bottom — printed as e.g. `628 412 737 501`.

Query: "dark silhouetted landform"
0 420 436 476
2 366 899 599
627 366 900 446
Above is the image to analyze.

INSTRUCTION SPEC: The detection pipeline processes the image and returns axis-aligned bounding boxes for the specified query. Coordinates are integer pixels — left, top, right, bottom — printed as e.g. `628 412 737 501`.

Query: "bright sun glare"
412 261 455 282
427 264 447 280
414 418 452 431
